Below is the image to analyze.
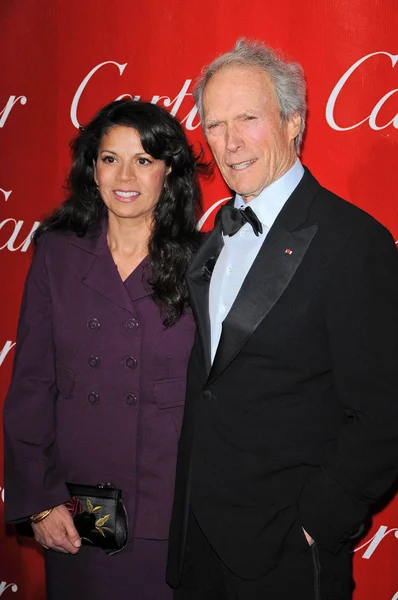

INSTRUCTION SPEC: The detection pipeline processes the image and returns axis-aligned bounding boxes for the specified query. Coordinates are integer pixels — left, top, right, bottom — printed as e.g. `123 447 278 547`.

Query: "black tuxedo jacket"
167 168 398 584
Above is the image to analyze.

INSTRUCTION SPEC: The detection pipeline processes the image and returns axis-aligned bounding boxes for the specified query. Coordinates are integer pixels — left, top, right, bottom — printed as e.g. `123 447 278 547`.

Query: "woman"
3 99 202 600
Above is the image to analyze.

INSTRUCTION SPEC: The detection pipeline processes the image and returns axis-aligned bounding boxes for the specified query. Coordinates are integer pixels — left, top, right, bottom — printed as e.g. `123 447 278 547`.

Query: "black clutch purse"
64 482 128 555
16 482 128 555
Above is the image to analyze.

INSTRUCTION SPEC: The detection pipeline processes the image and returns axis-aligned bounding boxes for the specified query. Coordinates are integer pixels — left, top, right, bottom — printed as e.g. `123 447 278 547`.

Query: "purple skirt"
45 538 173 600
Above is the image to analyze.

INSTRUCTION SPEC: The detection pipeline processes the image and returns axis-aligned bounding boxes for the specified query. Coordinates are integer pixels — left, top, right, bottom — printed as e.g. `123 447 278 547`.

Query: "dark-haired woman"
3 99 202 600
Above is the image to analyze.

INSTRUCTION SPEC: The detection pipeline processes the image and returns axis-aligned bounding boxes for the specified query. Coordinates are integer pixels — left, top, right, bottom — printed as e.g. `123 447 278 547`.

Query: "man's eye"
207 123 220 131
244 116 257 121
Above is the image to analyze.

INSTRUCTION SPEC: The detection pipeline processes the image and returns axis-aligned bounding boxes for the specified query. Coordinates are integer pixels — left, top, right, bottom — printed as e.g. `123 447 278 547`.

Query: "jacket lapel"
208 168 320 384
68 222 135 314
187 224 224 376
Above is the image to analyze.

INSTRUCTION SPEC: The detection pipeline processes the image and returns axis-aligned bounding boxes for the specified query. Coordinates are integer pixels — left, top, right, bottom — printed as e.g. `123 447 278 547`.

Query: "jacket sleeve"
3 235 70 522
298 222 398 553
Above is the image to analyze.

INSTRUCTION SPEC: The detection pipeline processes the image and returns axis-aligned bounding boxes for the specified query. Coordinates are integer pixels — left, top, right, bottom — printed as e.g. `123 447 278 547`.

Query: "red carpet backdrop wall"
1 0 397 597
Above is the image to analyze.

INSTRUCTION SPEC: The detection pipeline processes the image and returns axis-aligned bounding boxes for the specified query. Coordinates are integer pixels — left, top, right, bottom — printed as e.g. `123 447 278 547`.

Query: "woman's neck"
107 212 149 256
106 212 150 280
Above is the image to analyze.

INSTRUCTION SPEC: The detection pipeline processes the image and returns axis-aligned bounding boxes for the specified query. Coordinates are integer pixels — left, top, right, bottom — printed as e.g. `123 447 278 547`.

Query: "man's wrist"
302 527 314 546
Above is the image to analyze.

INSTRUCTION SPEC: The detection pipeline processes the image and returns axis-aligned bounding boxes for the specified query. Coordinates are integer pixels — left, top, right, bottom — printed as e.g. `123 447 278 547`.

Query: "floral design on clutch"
86 498 112 538
65 496 83 518
65 496 112 542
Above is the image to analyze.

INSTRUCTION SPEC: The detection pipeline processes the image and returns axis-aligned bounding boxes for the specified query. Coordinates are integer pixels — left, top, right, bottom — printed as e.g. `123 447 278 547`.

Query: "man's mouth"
228 159 257 171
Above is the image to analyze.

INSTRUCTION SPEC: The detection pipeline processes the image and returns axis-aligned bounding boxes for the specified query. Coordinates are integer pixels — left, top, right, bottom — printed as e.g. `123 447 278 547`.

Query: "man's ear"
288 113 302 141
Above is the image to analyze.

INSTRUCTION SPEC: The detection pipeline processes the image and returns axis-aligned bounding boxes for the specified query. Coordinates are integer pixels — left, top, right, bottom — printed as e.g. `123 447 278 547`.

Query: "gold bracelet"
30 508 53 524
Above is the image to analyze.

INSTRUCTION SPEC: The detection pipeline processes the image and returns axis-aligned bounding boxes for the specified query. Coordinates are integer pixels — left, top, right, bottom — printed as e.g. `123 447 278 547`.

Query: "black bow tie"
219 205 263 237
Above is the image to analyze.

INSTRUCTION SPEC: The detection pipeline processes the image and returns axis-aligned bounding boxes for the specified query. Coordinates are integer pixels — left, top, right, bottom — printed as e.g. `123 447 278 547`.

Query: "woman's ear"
93 160 99 186
163 166 172 189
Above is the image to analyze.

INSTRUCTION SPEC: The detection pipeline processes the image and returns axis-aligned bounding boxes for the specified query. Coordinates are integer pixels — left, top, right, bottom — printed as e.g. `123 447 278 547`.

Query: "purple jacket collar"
67 219 152 312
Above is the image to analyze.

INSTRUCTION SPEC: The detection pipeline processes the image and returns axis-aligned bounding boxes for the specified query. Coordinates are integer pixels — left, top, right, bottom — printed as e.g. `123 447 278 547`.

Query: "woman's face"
94 125 170 223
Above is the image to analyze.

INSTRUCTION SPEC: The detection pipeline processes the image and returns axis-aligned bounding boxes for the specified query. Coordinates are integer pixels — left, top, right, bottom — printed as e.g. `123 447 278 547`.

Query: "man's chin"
223 176 263 201
232 187 262 203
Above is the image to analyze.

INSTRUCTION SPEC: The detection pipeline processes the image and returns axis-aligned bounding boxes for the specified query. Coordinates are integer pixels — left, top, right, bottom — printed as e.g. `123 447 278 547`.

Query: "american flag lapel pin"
285 248 293 255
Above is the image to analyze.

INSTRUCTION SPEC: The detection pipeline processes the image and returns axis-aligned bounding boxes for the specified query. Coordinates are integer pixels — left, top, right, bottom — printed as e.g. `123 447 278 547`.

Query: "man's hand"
32 504 81 553
302 527 314 546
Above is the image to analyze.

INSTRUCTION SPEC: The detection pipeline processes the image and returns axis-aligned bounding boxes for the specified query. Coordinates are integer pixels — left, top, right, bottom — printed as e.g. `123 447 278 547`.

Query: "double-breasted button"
203 390 212 401
125 393 137 406
88 356 101 368
87 318 101 331
125 318 139 331
125 356 137 370
87 392 99 405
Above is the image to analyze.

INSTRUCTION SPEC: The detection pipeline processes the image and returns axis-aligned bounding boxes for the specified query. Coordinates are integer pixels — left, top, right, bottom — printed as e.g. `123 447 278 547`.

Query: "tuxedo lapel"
208 168 320 384
209 221 318 383
68 223 135 314
187 224 224 375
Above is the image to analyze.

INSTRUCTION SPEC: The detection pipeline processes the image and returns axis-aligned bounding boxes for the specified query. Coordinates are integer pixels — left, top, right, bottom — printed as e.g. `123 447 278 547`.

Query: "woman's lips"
113 190 140 203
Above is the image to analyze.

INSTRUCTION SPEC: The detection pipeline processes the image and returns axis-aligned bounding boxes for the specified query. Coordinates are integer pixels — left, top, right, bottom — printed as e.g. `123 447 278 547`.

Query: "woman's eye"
137 157 152 165
102 155 116 163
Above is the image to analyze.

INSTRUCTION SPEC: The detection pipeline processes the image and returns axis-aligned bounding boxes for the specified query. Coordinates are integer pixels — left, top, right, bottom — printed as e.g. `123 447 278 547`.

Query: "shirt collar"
234 159 304 229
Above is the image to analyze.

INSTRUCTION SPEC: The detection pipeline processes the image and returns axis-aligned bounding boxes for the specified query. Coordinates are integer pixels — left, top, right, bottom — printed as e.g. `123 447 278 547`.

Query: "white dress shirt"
209 159 305 363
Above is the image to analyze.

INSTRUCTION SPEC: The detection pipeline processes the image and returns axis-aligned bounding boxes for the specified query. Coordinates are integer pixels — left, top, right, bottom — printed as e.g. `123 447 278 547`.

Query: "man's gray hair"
193 38 307 152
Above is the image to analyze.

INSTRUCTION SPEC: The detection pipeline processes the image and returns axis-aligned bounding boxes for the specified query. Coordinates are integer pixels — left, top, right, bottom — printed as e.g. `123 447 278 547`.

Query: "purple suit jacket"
3 223 195 540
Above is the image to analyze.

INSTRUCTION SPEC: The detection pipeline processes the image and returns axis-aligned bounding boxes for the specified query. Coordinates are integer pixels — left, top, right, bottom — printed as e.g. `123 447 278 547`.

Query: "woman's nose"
117 164 137 182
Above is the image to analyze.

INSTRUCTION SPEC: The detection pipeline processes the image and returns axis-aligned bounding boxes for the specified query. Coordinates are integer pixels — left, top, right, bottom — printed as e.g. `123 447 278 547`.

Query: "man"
167 39 398 599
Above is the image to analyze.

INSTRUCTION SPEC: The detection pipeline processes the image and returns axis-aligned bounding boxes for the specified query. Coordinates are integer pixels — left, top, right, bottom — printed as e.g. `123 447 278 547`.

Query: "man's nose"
225 123 244 153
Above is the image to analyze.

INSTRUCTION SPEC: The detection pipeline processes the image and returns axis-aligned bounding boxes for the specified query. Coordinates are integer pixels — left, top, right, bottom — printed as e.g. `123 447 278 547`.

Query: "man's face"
202 65 301 202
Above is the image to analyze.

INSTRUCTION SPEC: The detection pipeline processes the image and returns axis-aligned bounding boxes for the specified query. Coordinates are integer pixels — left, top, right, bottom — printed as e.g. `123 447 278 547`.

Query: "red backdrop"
1 1 397 597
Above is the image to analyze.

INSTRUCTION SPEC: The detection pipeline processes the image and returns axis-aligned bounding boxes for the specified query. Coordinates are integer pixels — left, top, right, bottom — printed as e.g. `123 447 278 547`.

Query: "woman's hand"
32 504 81 553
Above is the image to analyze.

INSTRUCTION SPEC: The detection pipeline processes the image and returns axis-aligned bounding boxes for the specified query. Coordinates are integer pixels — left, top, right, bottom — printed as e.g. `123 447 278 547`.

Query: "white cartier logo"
326 52 398 131
0 342 15 367
354 524 398 559
0 219 40 252
0 582 18 596
0 96 27 128
70 61 200 131
197 196 231 231
0 189 12 202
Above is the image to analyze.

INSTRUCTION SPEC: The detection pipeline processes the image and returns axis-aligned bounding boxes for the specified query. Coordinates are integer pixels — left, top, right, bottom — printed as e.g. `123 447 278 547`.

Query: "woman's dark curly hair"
34 99 204 326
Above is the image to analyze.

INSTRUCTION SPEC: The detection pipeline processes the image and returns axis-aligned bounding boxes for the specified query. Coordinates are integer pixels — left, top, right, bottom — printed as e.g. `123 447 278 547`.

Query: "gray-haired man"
167 39 398 599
